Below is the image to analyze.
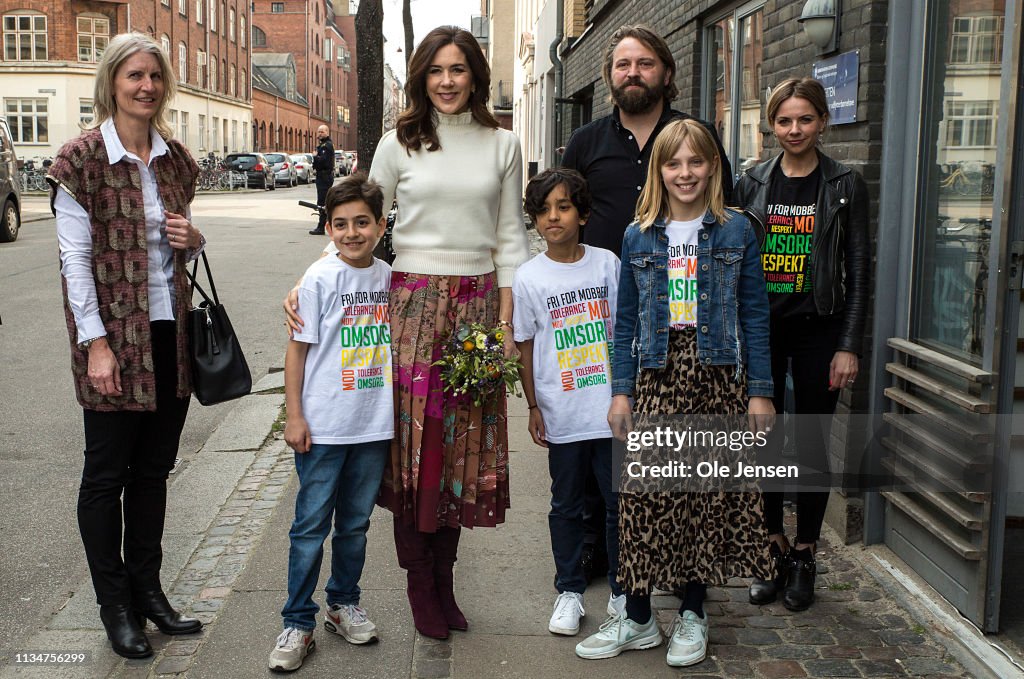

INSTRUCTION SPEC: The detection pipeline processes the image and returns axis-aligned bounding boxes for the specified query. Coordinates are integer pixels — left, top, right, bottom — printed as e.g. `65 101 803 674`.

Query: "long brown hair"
635 119 726 230
395 25 499 152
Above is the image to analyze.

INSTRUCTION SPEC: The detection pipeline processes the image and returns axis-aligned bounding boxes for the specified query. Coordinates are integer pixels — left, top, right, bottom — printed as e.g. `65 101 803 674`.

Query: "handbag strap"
187 251 220 306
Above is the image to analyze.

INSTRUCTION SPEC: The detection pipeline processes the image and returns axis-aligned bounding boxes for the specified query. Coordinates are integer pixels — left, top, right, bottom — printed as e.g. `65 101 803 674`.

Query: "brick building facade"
1 0 254 158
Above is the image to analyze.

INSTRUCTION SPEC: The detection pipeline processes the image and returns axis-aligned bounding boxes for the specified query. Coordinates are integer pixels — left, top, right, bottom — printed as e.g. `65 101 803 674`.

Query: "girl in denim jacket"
575 119 775 667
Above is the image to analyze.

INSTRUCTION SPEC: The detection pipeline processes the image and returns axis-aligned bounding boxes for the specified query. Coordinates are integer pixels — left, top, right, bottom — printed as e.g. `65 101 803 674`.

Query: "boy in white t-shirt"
269 175 392 673
512 168 623 638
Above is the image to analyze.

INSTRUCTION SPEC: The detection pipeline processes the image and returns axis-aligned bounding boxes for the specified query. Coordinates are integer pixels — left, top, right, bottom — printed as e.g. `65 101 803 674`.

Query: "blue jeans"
282 440 388 631
548 438 622 596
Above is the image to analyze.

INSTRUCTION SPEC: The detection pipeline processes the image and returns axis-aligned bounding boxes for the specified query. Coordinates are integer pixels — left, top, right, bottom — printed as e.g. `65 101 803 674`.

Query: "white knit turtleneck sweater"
369 111 529 287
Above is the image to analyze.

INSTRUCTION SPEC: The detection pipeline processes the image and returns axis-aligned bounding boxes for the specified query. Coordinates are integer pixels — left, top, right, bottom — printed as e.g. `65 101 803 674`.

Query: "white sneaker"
548 592 585 635
575 612 662 659
324 604 379 644
269 627 315 672
607 593 626 617
666 610 709 667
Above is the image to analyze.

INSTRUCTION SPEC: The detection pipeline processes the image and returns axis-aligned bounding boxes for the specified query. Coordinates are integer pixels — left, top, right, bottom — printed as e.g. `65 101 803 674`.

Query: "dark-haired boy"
512 168 623 637
270 174 392 672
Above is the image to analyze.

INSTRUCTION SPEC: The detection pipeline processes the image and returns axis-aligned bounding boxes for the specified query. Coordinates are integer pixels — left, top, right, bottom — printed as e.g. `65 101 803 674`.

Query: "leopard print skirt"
617 328 772 594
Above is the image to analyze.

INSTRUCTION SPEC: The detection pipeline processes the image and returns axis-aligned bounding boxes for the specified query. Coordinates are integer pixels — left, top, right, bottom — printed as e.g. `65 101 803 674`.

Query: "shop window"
77 15 109 63
3 12 47 61
6 98 48 142
703 2 765 178
950 15 1003 65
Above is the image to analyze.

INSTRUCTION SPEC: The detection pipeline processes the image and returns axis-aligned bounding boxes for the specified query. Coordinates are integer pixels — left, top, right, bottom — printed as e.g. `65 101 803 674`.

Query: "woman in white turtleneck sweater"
372 26 528 640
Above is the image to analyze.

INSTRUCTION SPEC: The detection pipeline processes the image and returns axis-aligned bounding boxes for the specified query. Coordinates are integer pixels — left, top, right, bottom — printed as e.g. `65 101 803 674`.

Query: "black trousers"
78 321 190 605
761 314 842 544
315 174 334 231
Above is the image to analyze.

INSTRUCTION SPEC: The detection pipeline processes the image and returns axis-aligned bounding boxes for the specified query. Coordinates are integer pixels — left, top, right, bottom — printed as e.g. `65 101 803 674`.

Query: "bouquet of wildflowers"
434 322 522 407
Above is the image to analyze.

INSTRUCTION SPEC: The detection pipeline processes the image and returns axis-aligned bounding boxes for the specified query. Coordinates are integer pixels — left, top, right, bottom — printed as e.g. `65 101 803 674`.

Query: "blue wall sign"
812 50 860 125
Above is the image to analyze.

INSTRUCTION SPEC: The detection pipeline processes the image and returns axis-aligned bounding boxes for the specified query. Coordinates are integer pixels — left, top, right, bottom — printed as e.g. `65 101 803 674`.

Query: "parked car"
0 118 21 242
334 150 349 177
290 153 313 184
265 152 298 187
222 152 275 190
348 151 358 174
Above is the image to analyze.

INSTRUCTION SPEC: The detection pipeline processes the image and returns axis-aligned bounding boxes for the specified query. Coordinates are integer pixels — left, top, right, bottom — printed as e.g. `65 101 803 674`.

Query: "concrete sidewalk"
0 352 991 678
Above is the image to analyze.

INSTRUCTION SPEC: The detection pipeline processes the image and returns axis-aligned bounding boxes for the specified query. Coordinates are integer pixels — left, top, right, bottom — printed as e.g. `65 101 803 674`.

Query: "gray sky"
380 0 481 82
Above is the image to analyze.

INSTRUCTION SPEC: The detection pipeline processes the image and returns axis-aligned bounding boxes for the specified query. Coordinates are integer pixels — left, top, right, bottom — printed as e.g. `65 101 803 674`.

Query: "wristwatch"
77 338 98 351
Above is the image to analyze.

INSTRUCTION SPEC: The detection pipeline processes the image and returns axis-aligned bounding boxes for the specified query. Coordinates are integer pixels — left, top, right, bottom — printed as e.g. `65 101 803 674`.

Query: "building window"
197 50 206 88
703 4 765 178
230 65 237 97
196 0 203 24
161 34 170 57
162 0 170 6
168 109 177 134
3 13 47 61
240 15 246 47
271 3 284 13
210 59 217 92
4 98 48 143
198 114 206 149
180 111 189 145
231 119 238 152
945 101 997 148
213 116 219 150
178 42 187 84
80 99 94 126
77 15 109 63
179 0 187 17
950 15 1004 64
252 25 266 47
209 0 216 31
240 68 246 97
229 8 235 41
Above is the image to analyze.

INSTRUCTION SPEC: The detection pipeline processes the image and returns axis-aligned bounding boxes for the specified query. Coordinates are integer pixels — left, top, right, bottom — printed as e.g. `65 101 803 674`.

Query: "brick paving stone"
711 644 760 660
781 629 835 645
858 589 883 602
879 629 926 646
745 615 788 628
703 602 724 617
817 589 856 602
674 659 720 674
709 626 737 645
835 614 883 631
415 658 451 679
764 645 820 660
879 614 909 628
835 630 883 647
721 660 754 676
154 655 192 674
721 602 764 617
164 638 204 656
861 646 902 660
821 645 863 659
757 660 808 678
858 659 907 676
900 643 945 657
802 658 861 677
735 628 782 645
898 657 955 675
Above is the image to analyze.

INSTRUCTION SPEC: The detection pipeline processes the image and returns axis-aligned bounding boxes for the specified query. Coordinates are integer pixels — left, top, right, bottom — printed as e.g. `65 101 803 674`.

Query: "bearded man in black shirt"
560 24 733 590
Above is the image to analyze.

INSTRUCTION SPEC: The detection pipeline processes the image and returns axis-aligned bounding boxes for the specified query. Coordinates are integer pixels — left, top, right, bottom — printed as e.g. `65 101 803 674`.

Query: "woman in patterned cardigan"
47 32 205 660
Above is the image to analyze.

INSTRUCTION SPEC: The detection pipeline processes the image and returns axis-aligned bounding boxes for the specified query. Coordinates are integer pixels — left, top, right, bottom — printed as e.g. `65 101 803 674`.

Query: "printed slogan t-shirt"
666 216 702 329
293 255 394 444
762 162 821 317
512 245 619 443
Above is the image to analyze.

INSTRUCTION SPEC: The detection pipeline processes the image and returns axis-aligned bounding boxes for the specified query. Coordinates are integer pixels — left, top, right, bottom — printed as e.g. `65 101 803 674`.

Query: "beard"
612 77 666 114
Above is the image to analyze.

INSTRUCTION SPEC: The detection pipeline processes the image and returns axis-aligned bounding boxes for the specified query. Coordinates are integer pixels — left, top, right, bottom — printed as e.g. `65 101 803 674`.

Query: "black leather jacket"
313 136 334 178
734 150 870 356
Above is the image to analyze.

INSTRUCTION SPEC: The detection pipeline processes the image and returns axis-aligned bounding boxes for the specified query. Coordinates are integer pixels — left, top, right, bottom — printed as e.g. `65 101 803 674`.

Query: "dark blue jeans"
548 438 622 596
282 440 388 631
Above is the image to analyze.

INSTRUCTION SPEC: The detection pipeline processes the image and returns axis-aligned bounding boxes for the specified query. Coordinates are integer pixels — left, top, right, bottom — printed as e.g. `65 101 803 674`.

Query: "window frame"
76 14 109 63
4 97 48 143
3 11 48 62
178 42 188 84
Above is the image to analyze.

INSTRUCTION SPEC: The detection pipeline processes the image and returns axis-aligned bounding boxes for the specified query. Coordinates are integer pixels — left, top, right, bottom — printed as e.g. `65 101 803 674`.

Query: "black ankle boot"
782 549 817 611
749 543 791 605
100 604 153 658
133 590 202 635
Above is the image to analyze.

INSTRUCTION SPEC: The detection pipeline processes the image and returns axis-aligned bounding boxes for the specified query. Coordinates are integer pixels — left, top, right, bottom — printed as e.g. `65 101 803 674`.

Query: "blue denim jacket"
611 208 773 399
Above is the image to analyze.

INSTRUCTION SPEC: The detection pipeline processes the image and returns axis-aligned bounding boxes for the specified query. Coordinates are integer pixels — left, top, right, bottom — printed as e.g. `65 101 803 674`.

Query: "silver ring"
847 379 855 385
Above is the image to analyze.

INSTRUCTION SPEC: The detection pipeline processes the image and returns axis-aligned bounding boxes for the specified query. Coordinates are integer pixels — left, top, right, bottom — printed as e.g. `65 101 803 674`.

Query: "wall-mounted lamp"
798 0 841 55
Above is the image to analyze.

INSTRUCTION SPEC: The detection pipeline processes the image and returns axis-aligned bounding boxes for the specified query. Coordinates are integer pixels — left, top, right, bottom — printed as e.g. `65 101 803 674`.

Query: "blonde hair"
635 118 726 230
89 32 177 140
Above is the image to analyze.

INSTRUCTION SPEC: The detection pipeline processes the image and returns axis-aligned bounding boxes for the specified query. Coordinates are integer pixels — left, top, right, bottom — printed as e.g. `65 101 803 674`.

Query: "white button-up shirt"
55 118 198 344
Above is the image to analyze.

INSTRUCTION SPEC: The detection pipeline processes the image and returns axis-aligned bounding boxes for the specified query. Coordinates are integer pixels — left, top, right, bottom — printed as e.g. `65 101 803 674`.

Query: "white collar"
100 117 169 166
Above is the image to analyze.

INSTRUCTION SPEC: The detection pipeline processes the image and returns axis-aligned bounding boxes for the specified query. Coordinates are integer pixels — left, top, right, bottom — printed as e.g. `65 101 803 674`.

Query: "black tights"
625 582 707 624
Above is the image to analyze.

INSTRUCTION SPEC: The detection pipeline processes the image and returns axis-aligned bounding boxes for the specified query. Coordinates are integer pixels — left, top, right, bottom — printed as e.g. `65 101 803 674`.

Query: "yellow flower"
463 339 476 352
494 330 504 342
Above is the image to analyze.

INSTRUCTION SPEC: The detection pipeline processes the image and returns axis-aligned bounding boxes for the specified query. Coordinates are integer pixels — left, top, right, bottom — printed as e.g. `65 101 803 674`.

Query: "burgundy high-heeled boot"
393 520 449 639
431 527 468 631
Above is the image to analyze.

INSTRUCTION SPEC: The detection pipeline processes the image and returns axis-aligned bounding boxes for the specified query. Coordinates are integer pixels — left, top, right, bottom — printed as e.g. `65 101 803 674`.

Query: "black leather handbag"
186 252 252 406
